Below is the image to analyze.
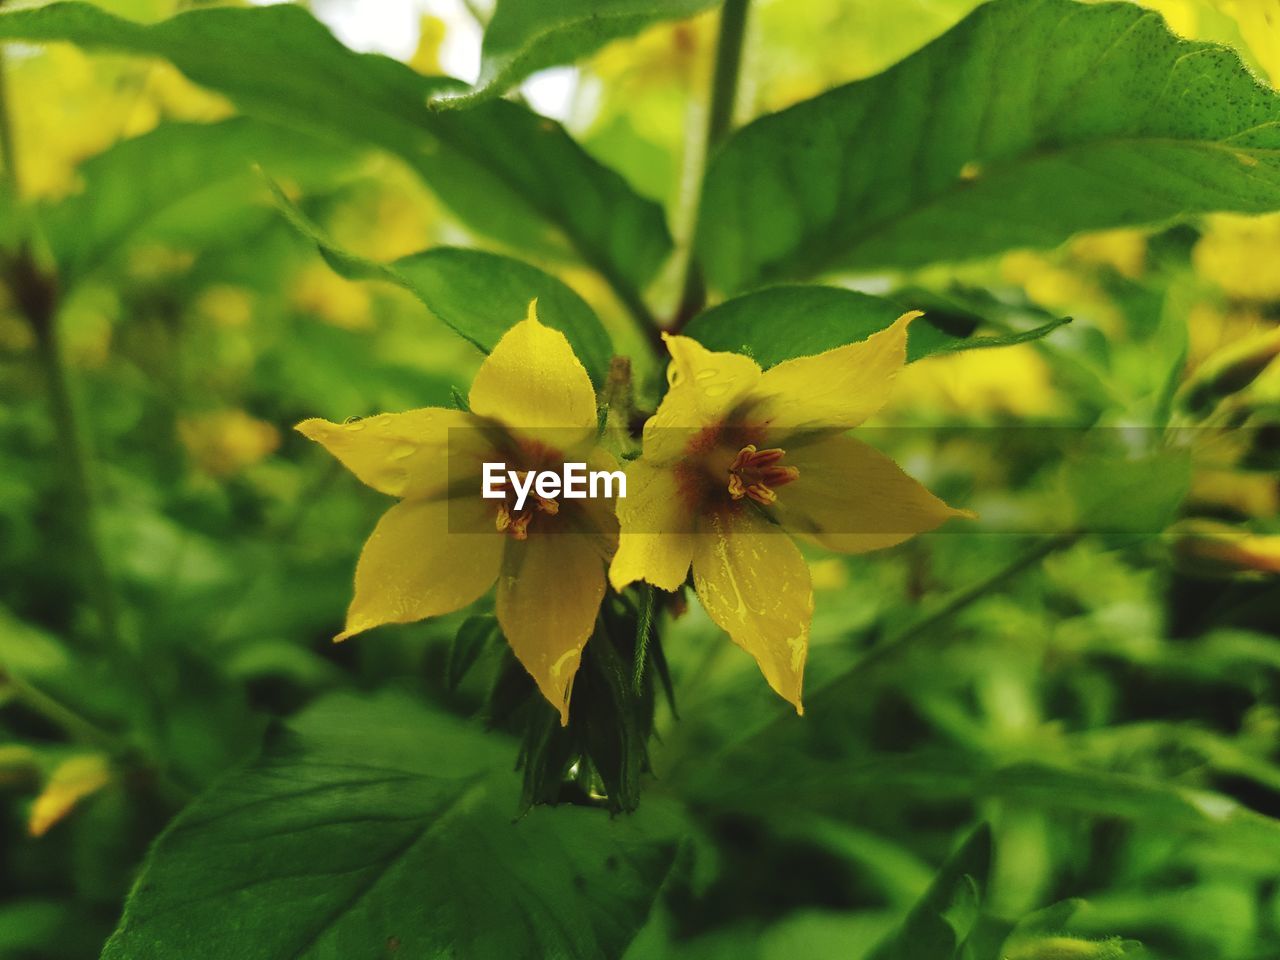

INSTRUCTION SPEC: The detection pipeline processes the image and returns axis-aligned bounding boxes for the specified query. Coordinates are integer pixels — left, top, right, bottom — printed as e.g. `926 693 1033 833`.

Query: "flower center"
726 444 798 505
493 470 559 540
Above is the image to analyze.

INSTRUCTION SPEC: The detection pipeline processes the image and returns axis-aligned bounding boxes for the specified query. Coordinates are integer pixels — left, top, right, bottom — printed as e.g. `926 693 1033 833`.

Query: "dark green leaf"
0 1 672 299
867 824 990 960
269 183 615 385
438 0 720 108
102 693 684 960
682 285 1068 365
447 615 497 692
41 118 350 287
698 0 1280 292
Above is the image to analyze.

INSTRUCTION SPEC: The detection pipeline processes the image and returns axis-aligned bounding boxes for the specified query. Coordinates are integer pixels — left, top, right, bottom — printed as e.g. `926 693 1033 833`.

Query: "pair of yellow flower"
298 304 970 723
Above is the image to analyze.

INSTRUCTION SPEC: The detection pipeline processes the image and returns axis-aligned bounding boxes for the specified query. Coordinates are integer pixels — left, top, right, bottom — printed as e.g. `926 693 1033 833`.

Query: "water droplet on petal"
390 443 415 461
380 468 409 495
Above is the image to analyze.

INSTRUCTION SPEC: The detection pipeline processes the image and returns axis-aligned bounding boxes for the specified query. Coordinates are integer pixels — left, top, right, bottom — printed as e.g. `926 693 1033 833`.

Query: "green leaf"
867 824 991 960
0 1 672 300
269 183 615 385
102 693 684 960
447 615 498 692
437 0 720 109
682 285 1068 365
697 0 1280 293
41 118 349 288
1062 448 1191 535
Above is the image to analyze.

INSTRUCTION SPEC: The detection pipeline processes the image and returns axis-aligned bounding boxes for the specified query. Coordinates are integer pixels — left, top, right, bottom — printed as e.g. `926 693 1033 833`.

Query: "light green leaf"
698 0 1280 293
102 693 684 960
269 184 615 385
1062 448 1191 535
437 0 720 109
41 118 349 288
682 285 1068 365
0 1 672 301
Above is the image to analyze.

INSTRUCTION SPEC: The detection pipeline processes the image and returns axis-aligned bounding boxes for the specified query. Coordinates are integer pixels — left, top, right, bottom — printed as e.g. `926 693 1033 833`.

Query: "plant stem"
672 0 750 331
737 533 1083 749
845 532 1082 677
29 303 123 650
0 38 17 191
0 36 121 652
4 672 121 752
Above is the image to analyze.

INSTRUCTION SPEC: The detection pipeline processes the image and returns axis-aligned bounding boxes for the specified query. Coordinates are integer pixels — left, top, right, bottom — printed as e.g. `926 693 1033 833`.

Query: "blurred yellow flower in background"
179 409 281 478
290 262 374 330
8 46 230 199
610 314 972 711
298 304 618 723
1193 213 1280 301
895 344 1060 418
27 754 112 838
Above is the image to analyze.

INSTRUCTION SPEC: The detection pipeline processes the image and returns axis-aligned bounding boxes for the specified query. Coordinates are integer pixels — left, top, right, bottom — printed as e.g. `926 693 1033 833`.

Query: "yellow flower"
297 304 617 723
290 262 373 330
609 314 972 712
1193 213 1280 300
179 409 281 477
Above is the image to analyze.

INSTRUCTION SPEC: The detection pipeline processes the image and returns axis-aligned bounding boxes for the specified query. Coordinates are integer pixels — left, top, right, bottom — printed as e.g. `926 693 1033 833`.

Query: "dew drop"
380 468 409 496
390 443 415 461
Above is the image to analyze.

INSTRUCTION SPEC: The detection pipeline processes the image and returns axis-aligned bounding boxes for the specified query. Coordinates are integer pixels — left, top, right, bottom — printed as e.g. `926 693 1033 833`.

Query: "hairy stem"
671 0 750 331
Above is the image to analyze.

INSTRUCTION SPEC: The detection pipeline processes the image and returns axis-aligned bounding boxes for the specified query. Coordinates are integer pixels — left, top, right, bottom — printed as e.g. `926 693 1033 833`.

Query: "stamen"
510 511 532 540
495 503 512 532
727 444 798 505
536 496 559 515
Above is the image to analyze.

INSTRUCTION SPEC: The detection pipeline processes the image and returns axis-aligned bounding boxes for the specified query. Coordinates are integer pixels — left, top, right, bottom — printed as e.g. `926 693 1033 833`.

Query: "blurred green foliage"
0 0 1278 957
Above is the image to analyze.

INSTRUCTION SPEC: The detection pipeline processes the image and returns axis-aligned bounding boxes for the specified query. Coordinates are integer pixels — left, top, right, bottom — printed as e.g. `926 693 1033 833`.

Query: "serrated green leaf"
269 182 615 385
436 0 720 109
0 1 672 301
41 118 349 288
102 693 684 960
698 0 1280 293
682 285 1068 365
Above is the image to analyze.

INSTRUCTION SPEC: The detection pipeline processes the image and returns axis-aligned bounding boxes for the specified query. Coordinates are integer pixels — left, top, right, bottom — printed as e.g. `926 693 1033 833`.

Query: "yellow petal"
774 434 973 553
692 507 812 712
340 498 503 641
746 312 918 436
610 460 695 592
468 301 598 446
498 532 607 724
28 754 112 837
296 407 484 500
641 335 762 464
